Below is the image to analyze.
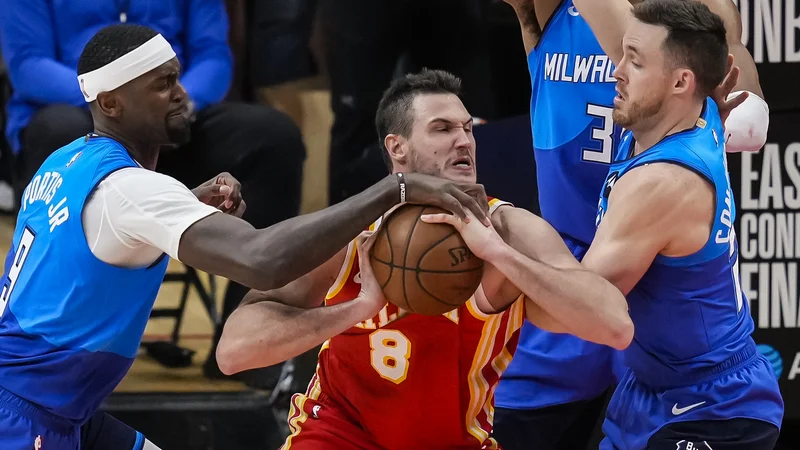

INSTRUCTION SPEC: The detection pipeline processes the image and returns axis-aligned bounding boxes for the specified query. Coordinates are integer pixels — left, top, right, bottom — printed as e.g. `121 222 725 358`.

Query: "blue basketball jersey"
598 99 756 385
496 0 622 409
597 99 783 449
0 136 170 425
529 2 623 245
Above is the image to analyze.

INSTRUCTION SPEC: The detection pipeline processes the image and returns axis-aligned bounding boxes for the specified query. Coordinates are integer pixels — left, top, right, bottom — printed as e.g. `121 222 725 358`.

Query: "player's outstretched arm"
178 173 489 292
502 0 561 54
423 208 634 350
699 0 769 153
700 0 762 99
215 246 380 374
491 207 633 349
582 163 713 295
572 0 632 65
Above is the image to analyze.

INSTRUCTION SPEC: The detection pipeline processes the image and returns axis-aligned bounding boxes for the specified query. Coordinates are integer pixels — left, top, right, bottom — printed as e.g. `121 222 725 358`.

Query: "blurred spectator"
0 46 15 212
0 0 305 385
320 0 495 205
250 0 319 127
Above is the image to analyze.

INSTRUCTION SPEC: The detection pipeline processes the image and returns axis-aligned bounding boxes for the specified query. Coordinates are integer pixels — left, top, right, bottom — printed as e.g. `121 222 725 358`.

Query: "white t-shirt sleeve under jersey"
82 168 220 268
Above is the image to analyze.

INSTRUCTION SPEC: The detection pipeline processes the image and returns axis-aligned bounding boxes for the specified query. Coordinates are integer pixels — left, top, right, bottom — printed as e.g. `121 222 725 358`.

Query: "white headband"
77 34 176 102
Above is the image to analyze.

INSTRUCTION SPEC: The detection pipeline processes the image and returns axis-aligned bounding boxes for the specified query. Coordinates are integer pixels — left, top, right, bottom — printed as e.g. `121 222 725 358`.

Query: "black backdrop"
728 0 800 421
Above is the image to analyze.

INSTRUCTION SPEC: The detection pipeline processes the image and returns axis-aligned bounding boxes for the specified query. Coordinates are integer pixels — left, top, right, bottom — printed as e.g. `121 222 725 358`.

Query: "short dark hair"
633 0 728 98
375 69 463 170
78 24 160 75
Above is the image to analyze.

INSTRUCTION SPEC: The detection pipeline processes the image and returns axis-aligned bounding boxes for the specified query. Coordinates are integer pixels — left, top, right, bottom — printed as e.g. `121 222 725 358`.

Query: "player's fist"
401 173 491 227
193 172 246 218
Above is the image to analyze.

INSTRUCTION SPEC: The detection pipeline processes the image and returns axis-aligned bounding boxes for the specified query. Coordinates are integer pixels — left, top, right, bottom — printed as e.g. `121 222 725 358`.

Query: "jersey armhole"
532 0 568 51
636 159 725 266
325 240 357 302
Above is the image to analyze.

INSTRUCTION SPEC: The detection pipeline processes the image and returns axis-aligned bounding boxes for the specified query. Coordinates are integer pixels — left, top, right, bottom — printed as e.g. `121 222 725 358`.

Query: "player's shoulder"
95 168 199 211
612 163 710 213
626 162 706 189
101 167 191 192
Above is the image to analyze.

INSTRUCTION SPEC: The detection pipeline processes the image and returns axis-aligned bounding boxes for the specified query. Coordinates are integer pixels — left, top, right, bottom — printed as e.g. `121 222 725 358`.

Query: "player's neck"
92 125 160 170
631 101 704 155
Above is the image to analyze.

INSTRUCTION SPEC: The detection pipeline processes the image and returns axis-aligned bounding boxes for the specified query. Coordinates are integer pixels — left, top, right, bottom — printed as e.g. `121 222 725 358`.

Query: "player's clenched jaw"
101 57 192 148
377 69 477 184
404 94 477 184
611 21 669 131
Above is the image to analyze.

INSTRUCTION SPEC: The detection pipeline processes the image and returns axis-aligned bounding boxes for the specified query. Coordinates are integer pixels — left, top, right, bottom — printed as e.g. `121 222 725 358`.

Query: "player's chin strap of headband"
77 34 176 103
724 90 770 153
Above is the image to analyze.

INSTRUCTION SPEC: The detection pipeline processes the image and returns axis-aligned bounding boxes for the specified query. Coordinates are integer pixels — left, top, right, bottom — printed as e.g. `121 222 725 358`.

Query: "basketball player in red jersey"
216 69 634 450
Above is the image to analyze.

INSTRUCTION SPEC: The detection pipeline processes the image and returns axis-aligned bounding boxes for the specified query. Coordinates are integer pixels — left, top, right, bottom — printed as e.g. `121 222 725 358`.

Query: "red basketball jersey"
287 199 525 450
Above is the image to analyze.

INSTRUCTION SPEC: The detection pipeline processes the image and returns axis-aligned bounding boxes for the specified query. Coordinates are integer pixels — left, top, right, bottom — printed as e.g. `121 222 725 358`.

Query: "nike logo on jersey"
671 401 706 415
568 5 580 16
354 272 362 284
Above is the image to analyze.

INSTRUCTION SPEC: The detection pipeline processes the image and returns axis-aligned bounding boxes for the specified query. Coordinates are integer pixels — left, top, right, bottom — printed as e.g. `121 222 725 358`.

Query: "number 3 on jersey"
0 228 35 317
582 104 614 164
369 329 411 384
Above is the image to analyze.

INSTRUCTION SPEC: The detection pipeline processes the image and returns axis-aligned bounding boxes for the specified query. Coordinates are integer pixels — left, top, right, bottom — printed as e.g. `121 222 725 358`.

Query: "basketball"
369 204 484 316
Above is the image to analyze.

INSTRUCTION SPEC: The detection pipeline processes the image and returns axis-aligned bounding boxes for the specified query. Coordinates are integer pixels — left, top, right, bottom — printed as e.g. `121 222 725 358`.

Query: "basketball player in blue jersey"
493 0 769 447
571 0 783 447
0 24 490 450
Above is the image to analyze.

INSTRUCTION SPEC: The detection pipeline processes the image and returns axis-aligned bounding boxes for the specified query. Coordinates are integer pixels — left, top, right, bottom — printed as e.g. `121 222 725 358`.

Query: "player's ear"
384 134 408 165
95 92 123 118
672 68 694 97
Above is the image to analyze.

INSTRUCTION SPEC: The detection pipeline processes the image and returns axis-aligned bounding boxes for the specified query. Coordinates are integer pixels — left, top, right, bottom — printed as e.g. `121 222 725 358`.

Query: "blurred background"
0 0 797 448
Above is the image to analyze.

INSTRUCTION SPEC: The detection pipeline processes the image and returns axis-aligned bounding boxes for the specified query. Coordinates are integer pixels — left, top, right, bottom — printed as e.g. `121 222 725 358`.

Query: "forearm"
485 244 633 349
725 44 768 153
0 0 85 106
572 0 630 65
181 60 232 110
13 59 86 105
251 175 398 289
730 44 763 98
524 297 570 333
217 299 370 374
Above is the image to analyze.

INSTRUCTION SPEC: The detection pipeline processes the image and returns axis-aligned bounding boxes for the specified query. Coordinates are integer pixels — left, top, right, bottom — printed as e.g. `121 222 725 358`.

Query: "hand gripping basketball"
401 173 491 226
369 205 484 316
354 230 390 320
421 208 504 261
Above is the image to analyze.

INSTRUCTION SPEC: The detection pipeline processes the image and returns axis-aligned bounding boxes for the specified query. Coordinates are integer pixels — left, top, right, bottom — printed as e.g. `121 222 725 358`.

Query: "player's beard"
164 115 192 148
407 148 444 179
612 92 663 129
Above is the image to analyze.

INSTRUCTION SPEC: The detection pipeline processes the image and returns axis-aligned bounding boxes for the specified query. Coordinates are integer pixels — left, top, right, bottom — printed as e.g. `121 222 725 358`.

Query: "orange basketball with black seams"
369 204 484 316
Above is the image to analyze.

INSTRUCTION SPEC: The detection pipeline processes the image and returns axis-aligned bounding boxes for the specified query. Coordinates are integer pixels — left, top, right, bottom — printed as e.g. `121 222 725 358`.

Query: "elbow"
215 314 257 376
215 334 248 376
607 314 634 351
